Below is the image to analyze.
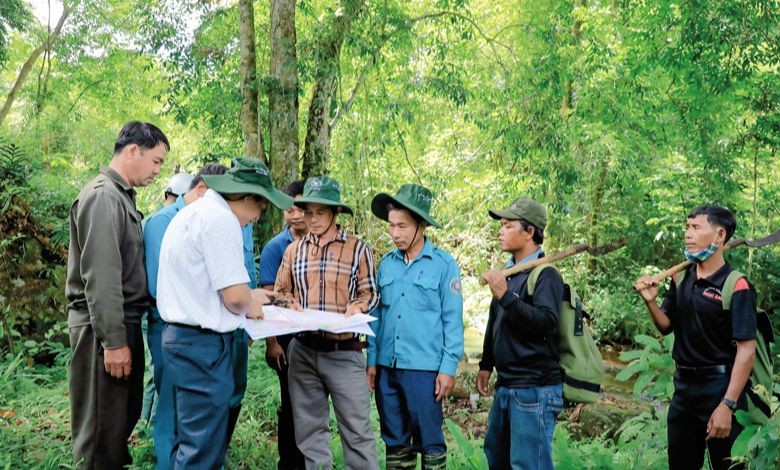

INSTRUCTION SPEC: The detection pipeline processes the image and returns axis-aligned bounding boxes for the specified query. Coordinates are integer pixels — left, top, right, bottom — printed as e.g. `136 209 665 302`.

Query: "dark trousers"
668 370 747 470
163 324 235 470
272 334 305 470
226 329 250 448
69 321 144 469
375 367 446 455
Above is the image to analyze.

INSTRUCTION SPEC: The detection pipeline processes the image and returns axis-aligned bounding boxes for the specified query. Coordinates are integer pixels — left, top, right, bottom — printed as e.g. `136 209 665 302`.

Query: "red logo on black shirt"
702 287 722 302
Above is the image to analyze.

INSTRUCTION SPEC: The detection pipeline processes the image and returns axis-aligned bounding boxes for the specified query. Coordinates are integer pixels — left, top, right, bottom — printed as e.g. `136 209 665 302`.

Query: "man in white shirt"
157 158 293 469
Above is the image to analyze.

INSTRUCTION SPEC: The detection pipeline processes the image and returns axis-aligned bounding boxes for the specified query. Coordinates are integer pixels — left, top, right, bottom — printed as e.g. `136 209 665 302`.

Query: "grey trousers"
288 338 379 470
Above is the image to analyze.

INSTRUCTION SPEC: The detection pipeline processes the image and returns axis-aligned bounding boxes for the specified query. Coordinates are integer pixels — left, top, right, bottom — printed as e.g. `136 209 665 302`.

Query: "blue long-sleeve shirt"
144 196 256 321
367 238 464 376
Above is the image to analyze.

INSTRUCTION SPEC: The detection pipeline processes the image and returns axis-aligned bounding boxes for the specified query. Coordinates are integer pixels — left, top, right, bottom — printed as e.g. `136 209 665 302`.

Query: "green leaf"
634 334 661 351
731 426 756 457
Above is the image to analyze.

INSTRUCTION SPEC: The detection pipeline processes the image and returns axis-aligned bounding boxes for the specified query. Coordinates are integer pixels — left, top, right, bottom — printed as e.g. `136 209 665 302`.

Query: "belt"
167 322 228 336
298 331 357 341
296 334 367 352
675 363 730 379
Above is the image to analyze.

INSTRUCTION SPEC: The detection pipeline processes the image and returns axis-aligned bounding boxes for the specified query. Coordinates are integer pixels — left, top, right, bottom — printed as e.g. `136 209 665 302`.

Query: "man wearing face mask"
366 184 464 470
636 204 757 470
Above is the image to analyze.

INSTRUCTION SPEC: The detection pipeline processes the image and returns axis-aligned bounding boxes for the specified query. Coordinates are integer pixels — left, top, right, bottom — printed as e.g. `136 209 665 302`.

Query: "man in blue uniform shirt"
366 184 464 470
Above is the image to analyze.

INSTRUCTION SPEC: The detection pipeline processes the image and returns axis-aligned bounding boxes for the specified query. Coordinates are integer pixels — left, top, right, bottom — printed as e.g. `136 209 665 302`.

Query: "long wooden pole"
479 240 625 285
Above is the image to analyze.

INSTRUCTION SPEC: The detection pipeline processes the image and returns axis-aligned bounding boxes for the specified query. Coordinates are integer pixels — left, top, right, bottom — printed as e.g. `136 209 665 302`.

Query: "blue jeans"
484 384 563 470
147 313 175 470
375 367 446 455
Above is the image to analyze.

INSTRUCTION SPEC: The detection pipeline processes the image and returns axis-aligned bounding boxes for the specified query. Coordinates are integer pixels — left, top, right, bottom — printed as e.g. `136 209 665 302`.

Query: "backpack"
677 269 775 419
528 264 604 403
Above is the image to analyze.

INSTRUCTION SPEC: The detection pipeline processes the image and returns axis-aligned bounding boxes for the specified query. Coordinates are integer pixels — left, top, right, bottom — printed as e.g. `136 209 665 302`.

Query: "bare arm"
635 275 673 334
221 283 251 314
707 339 756 440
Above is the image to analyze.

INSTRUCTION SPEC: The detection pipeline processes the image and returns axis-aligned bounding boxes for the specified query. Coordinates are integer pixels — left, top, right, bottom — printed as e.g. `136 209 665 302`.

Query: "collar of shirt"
172 194 186 211
389 237 435 262
100 166 136 200
203 188 231 211
301 226 348 245
687 261 732 288
283 225 295 243
504 247 543 269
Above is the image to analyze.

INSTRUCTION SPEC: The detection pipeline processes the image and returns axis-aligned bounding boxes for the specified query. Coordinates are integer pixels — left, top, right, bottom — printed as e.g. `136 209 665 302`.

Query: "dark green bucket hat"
488 196 547 230
293 176 353 215
371 184 442 228
202 158 293 210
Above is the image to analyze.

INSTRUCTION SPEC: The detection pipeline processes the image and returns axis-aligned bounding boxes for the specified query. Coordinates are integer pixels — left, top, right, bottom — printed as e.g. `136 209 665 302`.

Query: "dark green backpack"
528 264 604 403
677 269 774 418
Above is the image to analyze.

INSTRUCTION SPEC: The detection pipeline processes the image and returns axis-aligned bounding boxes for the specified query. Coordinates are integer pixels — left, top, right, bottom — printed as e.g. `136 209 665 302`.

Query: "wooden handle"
633 260 691 292
479 243 589 285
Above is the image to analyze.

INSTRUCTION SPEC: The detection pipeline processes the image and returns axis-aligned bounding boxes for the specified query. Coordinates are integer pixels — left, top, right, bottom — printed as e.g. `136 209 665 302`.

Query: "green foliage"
0 134 69 353
445 418 489 469
732 391 780 469
0 0 30 67
616 334 675 401
553 411 668 470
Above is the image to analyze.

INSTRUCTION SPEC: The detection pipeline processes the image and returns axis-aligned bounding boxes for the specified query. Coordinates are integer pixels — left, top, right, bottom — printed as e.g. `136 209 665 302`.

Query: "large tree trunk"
0 5 69 127
268 0 299 186
301 0 365 178
238 0 265 161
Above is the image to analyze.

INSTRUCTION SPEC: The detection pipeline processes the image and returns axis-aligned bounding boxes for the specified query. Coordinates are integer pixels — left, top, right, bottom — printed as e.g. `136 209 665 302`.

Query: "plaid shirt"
274 228 379 314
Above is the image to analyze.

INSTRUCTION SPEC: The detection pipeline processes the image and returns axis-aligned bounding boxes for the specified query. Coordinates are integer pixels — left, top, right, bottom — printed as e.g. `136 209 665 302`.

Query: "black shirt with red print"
661 262 757 367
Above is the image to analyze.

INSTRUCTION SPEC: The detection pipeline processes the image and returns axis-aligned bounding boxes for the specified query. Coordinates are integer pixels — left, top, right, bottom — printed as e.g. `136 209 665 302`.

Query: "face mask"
683 236 720 263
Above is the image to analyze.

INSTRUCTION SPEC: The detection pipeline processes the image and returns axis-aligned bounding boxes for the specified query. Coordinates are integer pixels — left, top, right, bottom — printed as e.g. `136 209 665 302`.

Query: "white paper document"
244 306 377 340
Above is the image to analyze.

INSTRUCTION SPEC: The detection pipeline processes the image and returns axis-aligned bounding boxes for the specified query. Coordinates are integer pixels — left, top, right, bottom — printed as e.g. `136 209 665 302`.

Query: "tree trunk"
0 5 69 127
560 0 586 119
301 0 365 178
238 0 265 161
268 0 299 186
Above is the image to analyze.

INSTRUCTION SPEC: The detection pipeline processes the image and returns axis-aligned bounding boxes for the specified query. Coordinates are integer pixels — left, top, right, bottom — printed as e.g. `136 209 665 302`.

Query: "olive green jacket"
66 167 148 349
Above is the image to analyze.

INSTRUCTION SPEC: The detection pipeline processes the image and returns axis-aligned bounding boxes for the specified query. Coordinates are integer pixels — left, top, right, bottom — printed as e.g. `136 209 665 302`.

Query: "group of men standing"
66 121 759 470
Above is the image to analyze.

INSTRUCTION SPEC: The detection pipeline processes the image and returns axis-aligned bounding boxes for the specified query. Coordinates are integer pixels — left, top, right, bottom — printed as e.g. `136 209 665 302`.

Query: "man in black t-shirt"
636 204 757 470
477 197 565 470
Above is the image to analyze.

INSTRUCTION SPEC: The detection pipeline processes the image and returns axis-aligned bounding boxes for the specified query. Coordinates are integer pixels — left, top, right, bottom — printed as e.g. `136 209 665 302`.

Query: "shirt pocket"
413 276 440 311
126 209 143 247
379 275 398 307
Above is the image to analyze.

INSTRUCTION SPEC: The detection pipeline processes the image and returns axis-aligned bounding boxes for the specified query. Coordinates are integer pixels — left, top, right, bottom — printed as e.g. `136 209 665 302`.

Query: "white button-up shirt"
157 189 250 332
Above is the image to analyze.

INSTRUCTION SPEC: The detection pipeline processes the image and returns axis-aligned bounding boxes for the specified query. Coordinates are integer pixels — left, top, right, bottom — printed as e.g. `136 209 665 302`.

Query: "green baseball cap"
202 158 293 210
371 184 442 228
293 176 353 215
488 196 547 230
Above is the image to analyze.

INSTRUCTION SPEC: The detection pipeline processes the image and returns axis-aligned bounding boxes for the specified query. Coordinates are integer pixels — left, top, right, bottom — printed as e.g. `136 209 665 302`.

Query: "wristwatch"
721 398 738 411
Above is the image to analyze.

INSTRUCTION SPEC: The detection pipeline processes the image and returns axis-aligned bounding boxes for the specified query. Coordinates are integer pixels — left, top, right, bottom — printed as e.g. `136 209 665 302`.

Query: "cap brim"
371 193 442 228
488 209 517 220
202 174 294 210
293 196 353 216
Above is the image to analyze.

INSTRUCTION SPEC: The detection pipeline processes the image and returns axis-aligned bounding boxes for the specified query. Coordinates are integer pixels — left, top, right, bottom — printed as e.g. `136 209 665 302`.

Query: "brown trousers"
69 320 144 469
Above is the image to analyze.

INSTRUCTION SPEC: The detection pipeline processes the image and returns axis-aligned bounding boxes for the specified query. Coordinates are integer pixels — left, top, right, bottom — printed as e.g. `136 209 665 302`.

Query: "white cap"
165 173 194 197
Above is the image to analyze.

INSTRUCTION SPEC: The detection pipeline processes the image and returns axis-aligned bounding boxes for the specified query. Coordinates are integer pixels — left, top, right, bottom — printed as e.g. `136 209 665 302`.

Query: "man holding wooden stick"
635 204 757 470
477 196 564 470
